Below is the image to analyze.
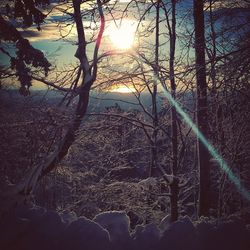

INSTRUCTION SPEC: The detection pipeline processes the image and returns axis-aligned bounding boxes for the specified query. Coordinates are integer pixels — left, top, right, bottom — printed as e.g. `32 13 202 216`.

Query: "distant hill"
0 88 195 114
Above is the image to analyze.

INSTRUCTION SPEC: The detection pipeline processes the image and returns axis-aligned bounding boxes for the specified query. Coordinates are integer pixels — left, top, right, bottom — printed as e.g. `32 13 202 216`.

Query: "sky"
27 0 192 91
0 0 248 91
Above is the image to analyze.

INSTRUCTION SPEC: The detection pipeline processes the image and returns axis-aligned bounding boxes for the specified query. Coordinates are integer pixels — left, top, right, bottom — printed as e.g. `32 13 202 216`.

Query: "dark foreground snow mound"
0 206 249 250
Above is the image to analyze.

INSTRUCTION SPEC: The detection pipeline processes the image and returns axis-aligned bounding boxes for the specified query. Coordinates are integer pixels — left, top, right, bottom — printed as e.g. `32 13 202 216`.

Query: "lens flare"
158 78 250 202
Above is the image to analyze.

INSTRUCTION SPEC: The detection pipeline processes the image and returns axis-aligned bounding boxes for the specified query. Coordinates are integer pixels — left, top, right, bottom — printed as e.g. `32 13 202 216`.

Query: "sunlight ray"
157 77 250 202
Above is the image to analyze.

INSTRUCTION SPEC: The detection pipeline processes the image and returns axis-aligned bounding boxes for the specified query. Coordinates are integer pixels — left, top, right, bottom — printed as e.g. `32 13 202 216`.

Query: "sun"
106 20 137 50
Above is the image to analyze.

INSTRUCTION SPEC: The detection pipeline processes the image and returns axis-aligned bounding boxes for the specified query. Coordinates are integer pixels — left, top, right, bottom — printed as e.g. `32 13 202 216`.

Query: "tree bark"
193 0 210 217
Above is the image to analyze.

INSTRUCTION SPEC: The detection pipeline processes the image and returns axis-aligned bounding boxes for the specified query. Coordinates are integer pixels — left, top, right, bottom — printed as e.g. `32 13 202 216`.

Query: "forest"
0 0 250 249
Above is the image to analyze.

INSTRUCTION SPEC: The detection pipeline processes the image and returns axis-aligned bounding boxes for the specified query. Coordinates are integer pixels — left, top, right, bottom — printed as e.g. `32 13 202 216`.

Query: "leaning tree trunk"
42 0 95 176
193 0 210 217
39 0 104 185
1 0 105 208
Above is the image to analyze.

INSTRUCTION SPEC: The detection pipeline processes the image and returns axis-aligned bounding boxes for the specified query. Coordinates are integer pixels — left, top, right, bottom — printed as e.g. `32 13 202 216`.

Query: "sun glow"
106 20 137 50
110 85 135 93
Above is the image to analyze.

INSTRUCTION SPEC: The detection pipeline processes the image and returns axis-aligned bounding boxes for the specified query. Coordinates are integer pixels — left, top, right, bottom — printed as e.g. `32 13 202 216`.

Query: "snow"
93 211 132 250
0 206 249 250
159 214 171 232
132 223 161 250
159 216 196 250
60 217 110 250
93 211 130 241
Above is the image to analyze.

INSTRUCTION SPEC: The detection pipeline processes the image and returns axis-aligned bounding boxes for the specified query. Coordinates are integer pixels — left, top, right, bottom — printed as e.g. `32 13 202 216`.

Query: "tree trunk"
3 0 105 203
169 0 179 222
150 0 160 177
38 0 94 180
193 0 210 217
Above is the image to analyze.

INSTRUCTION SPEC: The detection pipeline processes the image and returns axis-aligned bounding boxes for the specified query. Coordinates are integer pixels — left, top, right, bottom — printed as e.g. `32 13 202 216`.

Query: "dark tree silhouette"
193 0 210 217
0 0 50 95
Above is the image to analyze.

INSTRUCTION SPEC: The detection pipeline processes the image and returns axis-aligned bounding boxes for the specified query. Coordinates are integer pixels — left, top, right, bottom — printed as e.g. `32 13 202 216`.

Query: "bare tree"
2 0 106 206
193 0 210 217
164 0 179 222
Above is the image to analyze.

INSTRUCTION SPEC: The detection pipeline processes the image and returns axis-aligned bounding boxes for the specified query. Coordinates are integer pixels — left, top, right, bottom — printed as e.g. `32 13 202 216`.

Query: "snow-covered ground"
0 206 249 250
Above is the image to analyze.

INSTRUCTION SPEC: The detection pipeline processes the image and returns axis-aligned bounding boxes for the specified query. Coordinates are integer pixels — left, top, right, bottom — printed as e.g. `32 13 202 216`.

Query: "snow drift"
0 206 249 250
